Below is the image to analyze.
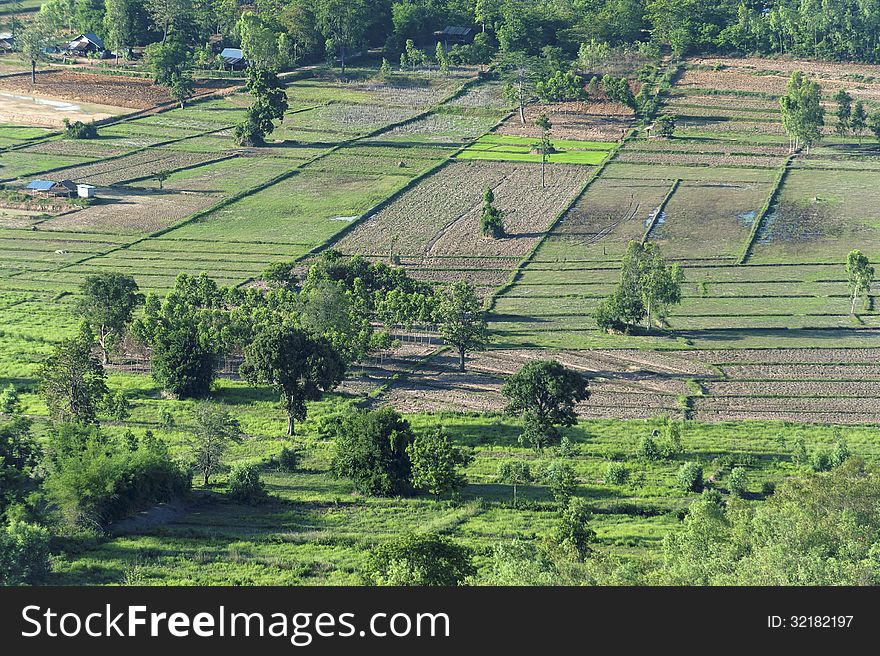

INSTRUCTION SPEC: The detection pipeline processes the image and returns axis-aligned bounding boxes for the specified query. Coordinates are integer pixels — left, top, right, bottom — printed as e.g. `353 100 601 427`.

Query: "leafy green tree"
602 74 636 108
366 532 475 586
39 323 109 424
407 428 472 500
536 70 586 103
0 520 51 585
238 10 291 69
497 460 532 505
0 385 22 417
0 417 39 519
480 186 505 238
76 272 143 365
833 89 852 136
169 71 194 109
502 360 589 450
550 497 596 561
728 467 748 497
188 403 242 486
145 38 190 86
852 100 868 144
132 274 231 398
606 461 630 485
145 0 192 44
780 71 824 153
331 408 414 496
487 539 557 585
16 18 50 84
104 0 137 62
676 461 704 493
637 432 661 460
845 249 874 315
870 111 880 142
234 67 289 146
654 113 675 138
436 281 489 372
542 460 578 504
227 463 267 504
435 41 449 75
240 322 345 436
314 0 369 77
535 112 552 188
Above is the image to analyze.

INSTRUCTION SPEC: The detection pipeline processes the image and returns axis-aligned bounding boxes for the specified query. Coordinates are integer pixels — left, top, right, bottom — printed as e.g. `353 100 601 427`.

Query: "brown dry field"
371 347 880 424
39 187 220 234
497 100 634 141
0 70 234 111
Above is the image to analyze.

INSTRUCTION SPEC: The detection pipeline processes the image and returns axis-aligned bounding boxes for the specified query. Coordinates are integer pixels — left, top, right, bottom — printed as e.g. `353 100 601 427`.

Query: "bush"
0 520 51 585
63 118 98 139
541 461 577 504
45 425 190 529
606 461 631 485
637 434 661 461
677 462 704 493
275 446 300 472
728 467 748 497
331 408 414 496
761 481 776 496
227 463 266 504
550 497 596 562
366 532 475 586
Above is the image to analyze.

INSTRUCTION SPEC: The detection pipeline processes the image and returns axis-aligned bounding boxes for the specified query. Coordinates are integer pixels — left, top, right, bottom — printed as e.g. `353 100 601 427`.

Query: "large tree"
15 19 50 85
103 0 137 62
366 532 475 586
436 281 489 372
144 0 193 44
76 272 143 364
240 323 345 436
331 408 414 496
314 0 369 77
502 360 589 450
234 67 289 146
38 323 109 425
846 249 874 315
500 50 537 124
780 71 824 153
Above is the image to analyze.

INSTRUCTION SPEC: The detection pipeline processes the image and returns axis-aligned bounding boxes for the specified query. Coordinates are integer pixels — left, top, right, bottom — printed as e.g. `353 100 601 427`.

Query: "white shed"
77 184 96 198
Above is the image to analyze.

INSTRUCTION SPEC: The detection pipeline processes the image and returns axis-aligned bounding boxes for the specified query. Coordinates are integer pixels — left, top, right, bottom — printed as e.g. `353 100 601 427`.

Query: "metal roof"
69 32 105 49
26 180 55 191
220 47 243 60
440 26 474 37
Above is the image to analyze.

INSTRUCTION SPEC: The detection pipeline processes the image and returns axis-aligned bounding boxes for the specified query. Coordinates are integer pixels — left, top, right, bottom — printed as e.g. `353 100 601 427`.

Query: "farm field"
6 52 880 590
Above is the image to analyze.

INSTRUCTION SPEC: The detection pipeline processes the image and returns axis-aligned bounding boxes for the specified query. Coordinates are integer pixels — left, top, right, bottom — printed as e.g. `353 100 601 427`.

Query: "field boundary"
737 153 794 264
642 178 680 243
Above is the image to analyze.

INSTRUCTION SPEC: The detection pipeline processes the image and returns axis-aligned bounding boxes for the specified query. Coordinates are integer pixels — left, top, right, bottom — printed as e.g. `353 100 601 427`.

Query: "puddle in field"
0 91 83 112
736 210 757 227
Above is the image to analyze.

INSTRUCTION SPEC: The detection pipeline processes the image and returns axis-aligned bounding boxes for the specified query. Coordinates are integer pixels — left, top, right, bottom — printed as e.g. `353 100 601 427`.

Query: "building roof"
26 180 55 191
220 47 244 63
438 26 474 38
68 32 105 49
26 179 77 191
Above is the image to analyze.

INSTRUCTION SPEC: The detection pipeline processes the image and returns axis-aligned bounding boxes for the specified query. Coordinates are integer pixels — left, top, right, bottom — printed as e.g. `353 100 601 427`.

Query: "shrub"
542 461 578 504
331 408 414 496
637 433 661 461
761 481 776 496
227 463 266 504
677 462 704 493
366 532 475 586
0 520 51 585
550 498 596 561
812 450 832 472
728 467 748 497
63 118 98 139
606 461 631 485
275 446 300 472
558 436 574 458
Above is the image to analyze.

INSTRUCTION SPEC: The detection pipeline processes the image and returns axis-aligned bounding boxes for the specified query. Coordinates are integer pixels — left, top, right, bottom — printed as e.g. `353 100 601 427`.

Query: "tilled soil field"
372 347 880 424
497 101 634 141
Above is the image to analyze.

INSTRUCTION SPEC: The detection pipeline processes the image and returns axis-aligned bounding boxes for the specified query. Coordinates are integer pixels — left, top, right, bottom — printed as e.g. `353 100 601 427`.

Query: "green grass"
457 134 614 165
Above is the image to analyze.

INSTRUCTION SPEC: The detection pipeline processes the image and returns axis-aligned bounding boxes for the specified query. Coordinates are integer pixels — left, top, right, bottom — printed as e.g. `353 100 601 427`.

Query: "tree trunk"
287 414 294 436
203 472 209 486
513 483 517 506
340 43 346 77
519 100 525 124
459 347 466 372
852 289 858 315
541 157 545 188
31 59 36 85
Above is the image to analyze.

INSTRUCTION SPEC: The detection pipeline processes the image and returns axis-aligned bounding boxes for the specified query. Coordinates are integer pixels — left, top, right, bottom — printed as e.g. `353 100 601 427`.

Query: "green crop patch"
458 134 614 165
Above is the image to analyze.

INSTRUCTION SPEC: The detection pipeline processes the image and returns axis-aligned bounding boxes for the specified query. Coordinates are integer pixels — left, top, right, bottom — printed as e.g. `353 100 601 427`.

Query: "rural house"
26 179 78 198
434 26 475 48
67 33 107 56
0 33 13 53
220 47 246 70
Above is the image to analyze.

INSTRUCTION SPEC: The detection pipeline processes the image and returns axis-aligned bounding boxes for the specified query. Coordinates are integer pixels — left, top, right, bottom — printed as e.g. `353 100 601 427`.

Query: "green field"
458 134 614 164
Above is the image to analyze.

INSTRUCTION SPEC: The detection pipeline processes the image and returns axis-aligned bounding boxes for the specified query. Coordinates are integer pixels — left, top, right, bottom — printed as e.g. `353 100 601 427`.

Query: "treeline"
22 0 880 72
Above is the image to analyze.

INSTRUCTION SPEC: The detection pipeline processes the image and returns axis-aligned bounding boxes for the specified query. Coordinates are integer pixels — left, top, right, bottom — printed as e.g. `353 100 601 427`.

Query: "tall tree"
234 67 289 146
145 0 192 44
188 403 242 486
38 323 109 425
846 249 874 315
500 50 536 124
780 71 824 153
103 0 136 62
535 112 552 188
436 281 489 372
833 89 852 136
15 19 50 85
502 360 589 450
314 0 369 77
240 323 345 436
76 272 143 364
852 101 868 144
